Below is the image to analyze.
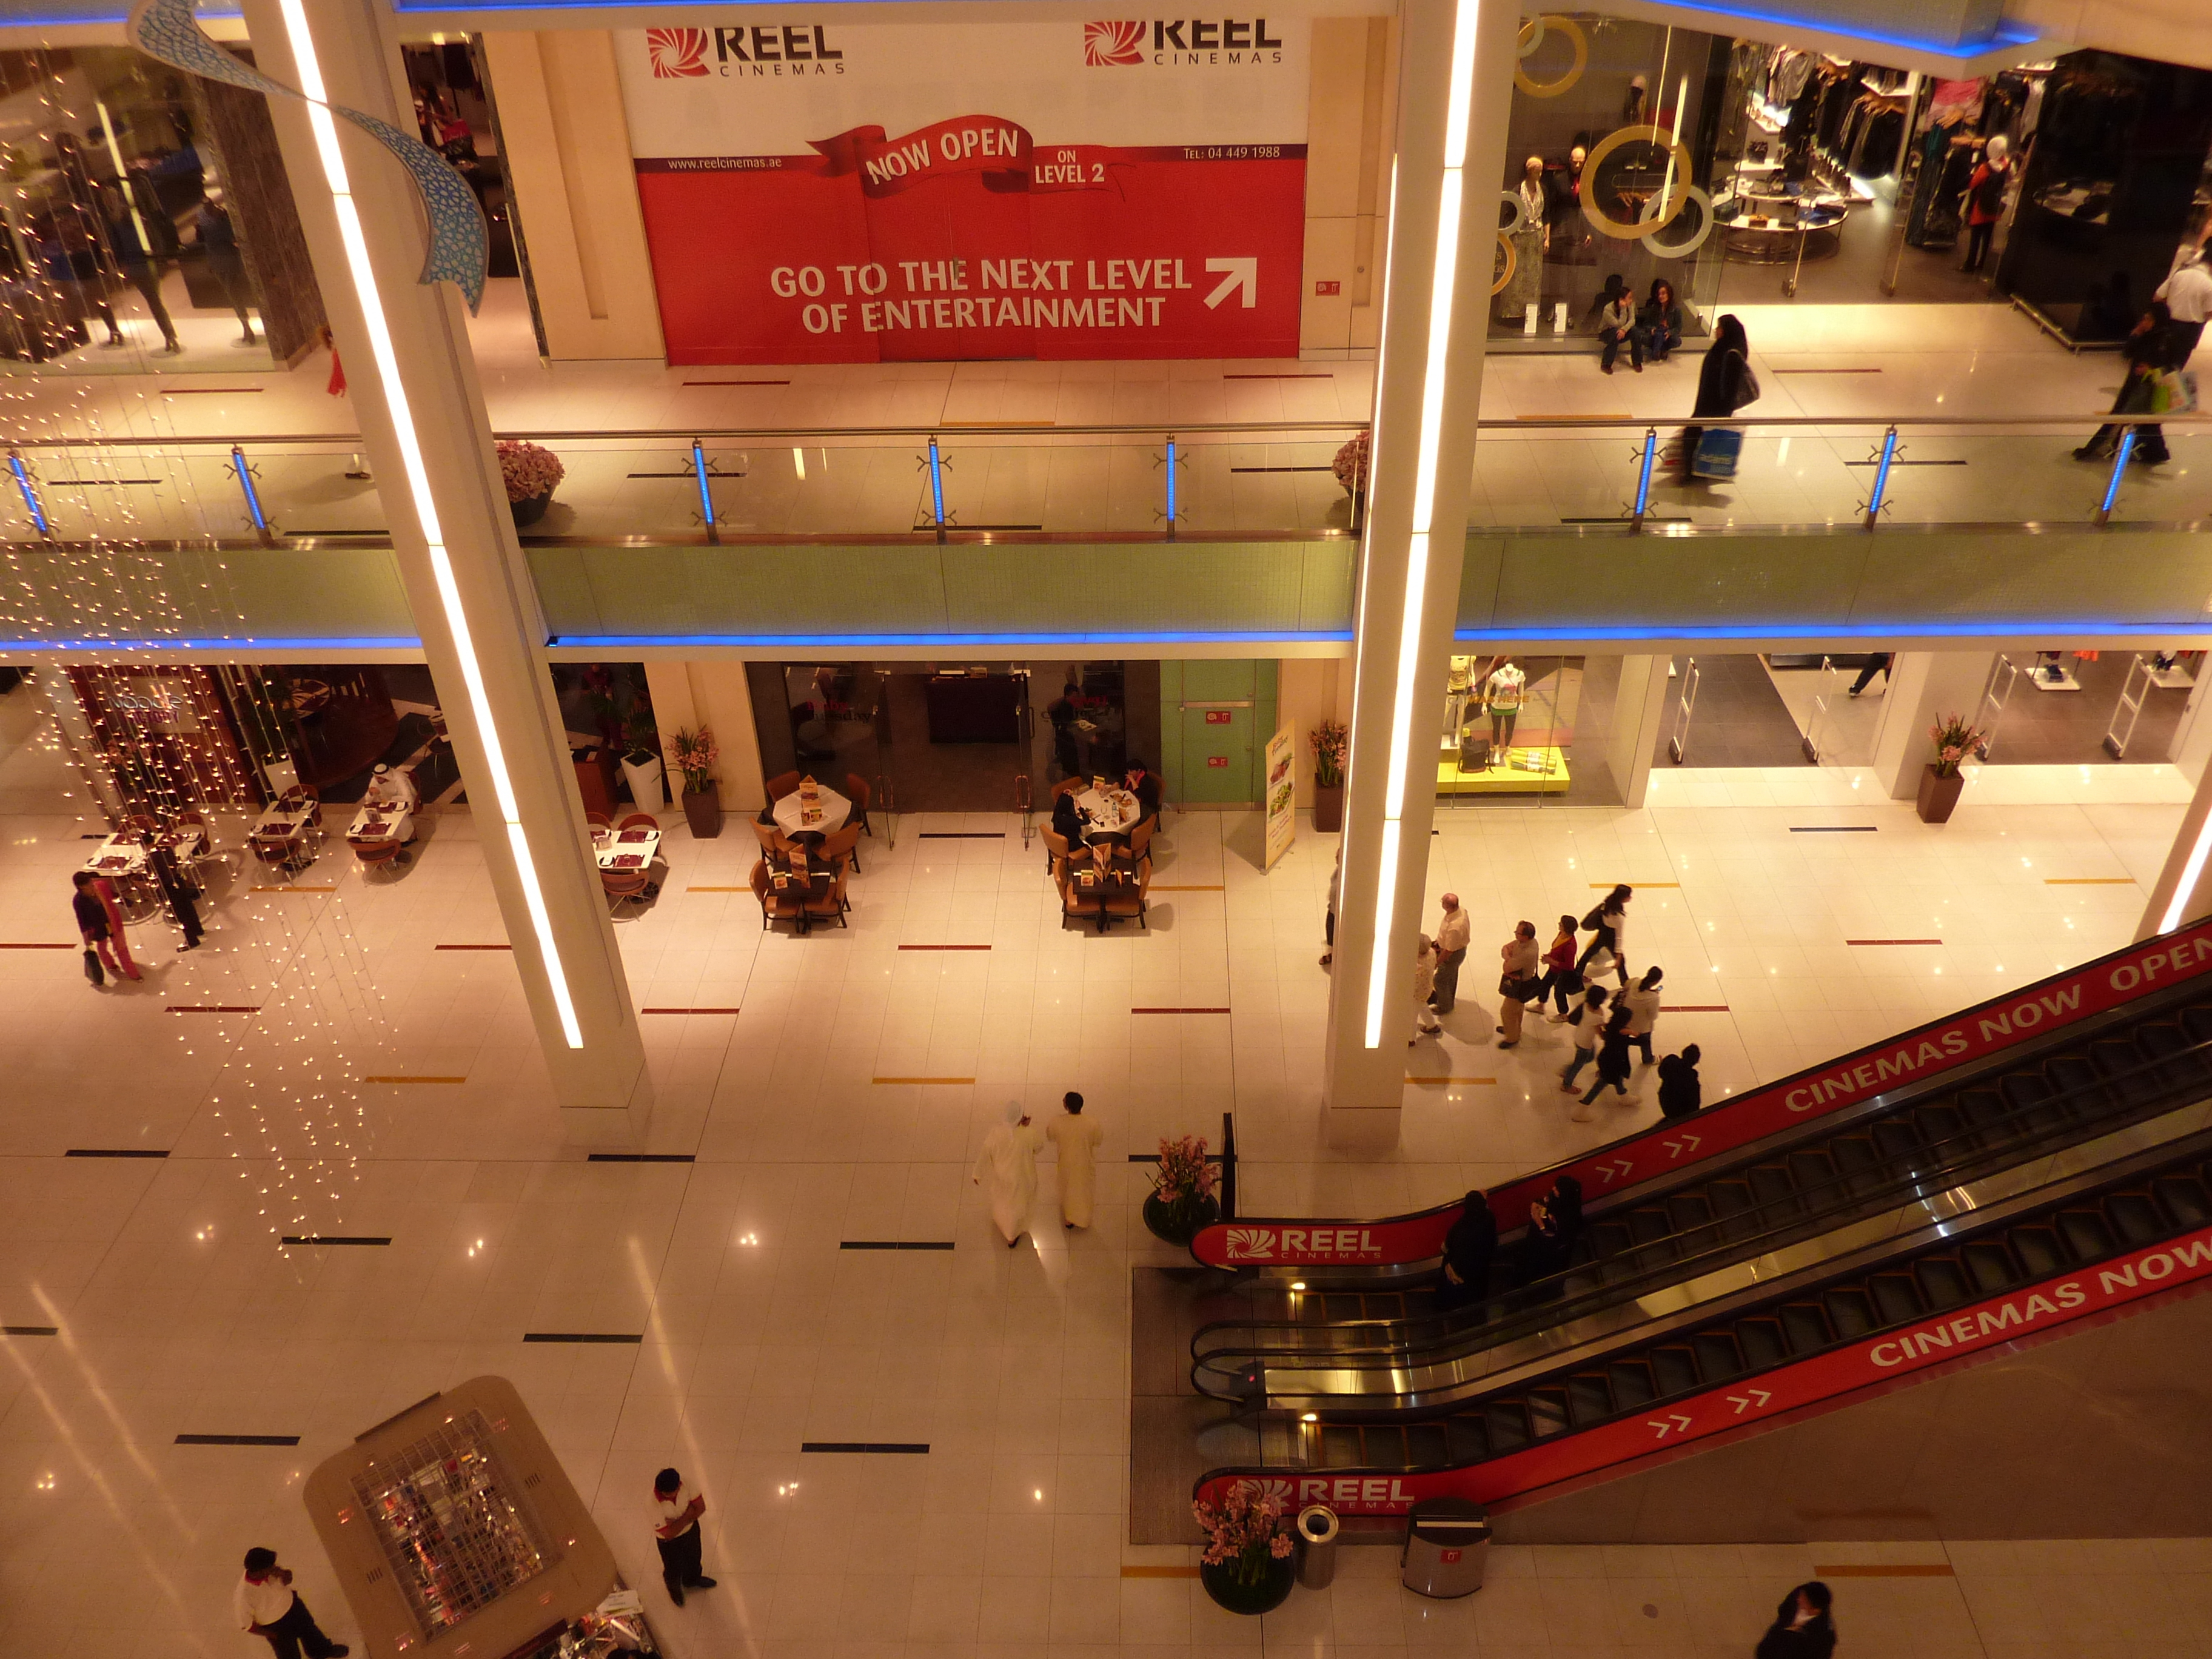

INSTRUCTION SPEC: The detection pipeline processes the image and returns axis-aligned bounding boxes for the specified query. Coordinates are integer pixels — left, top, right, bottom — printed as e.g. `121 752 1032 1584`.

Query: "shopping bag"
1691 427 1743 480
83 947 103 987
2157 368 2199 413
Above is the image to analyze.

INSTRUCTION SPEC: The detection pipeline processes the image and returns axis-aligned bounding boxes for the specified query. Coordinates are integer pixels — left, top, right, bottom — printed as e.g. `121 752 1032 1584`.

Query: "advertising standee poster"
1264 723 1295 869
614 17 1310 363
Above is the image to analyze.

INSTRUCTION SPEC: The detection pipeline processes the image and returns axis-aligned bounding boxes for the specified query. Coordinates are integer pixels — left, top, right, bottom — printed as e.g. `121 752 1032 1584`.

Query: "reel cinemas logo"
648 21 848 78
1087 17 1287 65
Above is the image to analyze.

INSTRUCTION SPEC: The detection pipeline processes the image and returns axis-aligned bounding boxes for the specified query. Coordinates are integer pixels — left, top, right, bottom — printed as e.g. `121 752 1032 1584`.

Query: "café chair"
1059 866 1096 931
845 774 874 837
1125 816 1156 862
602 864 652 918
818 821 862 877
126 813 161 836
618 811 660 834
1042 826 1070 876
587 810 613 831
751 819 782 857
174 808 217 865
1050 776 1084 801
1105 857 1152 931
250 836 295 879
765 770 802 801
354 837 407 876
750 859 805 931
805 866 848 930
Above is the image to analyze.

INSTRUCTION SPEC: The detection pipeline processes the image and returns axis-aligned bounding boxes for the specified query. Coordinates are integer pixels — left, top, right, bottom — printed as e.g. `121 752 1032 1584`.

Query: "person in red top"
1537 912 1580 1017
1961 134 2011 274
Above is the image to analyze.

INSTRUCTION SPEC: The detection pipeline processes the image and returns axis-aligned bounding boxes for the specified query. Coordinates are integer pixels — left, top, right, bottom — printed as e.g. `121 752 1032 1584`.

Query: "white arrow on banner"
1664 1133 1702 1159
1595 1157 1634 1186
1726 1388 1773 1415
1204 258 1258 309
1647 1412 1693 1439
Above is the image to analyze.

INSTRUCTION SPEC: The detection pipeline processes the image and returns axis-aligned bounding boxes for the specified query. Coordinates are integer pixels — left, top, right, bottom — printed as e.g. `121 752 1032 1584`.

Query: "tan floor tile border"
1120 1565 1201 1578
2044 877 2138 885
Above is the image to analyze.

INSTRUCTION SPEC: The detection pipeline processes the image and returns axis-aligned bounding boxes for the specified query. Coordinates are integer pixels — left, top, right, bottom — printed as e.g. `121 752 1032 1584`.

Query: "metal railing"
5 413 2210 549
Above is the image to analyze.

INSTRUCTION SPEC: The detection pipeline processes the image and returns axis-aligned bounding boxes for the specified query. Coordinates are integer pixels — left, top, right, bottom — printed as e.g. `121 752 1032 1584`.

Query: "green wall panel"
0 545 415 645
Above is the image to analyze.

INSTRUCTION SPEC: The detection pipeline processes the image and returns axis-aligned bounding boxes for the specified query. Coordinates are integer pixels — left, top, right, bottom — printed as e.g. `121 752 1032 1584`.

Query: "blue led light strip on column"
1863 425 1899 530
1165 435 1179 538
691 438 718 543
8 454 49 537
230 443 269 538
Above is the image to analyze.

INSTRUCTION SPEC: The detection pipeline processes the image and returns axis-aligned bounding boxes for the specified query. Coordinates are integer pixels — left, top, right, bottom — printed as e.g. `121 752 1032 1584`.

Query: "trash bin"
1399 1497 1490 1598
1295 1504 1339 1589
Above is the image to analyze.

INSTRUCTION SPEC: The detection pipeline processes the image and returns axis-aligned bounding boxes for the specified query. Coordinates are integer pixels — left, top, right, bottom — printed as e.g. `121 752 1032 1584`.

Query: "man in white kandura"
1047 1091 1105 1230
973 1100 1045 1248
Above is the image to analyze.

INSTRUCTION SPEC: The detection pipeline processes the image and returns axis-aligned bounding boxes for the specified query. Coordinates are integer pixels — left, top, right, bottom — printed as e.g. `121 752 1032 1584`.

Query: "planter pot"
1200 1553 1297 1617
680 784 722 839
1916 763 1965 824
1142 1190 1219 1246
509 492 551 528
621 752 665 810
1313 780 1344 834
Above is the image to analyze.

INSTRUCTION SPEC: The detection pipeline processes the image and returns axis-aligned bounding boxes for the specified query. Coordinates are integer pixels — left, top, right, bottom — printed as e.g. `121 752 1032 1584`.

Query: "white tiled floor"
0 758 2202 1658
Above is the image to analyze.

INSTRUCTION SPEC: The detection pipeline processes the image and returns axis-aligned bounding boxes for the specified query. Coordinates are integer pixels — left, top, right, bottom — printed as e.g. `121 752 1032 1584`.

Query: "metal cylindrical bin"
1399 1497 1490 1598
1295 1504 1340 1589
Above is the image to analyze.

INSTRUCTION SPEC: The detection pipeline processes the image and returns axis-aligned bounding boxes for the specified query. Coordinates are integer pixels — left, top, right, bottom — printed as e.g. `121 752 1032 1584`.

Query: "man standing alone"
652 1467 718 1605
235 1549 347 1659
1432 893 1472 1014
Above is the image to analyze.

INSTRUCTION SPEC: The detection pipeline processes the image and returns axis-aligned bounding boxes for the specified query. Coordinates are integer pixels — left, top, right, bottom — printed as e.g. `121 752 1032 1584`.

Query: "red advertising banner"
617 20 1310 365
1192 1221 2212 1516
1191 922 2212 1268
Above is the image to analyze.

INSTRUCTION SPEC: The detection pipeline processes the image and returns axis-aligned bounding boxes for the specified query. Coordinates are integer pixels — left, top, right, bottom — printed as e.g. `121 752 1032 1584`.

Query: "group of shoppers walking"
972 1092 1105 1246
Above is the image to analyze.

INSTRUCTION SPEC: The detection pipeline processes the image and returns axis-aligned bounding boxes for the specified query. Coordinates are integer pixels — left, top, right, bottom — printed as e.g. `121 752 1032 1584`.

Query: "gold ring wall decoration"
1513 15 1585 97
1492 230 1517 295
1639 183 1715 258
1578 122 1694 238
1515 15 1546 58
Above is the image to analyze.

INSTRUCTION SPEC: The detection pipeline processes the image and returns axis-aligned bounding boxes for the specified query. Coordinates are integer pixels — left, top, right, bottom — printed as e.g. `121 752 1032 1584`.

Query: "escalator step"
1627 1210 1674 1245
1527 1388 1570 1439
2011 1225 2065 1278
1566 1374 1614 1427
1871 1273 1925 1325
1963 1241 2019 1293
1607 1361 1658 1409
1446 1415 1491 1464
1321 1426 1364 1469
1829 1136 1883 1196
2057 1208 2116 1262
1824 1287 1877 1338
1692 1332 1745 1382
1871 1118 1923 1167
1915 1255 1972 1311
1748 1165 1798 1208
1323 1294 1364 1321
2178 1005 2212 1050
1787 1150 1840 1195
1366 1294 1408 1321
1780 1304 1834 1353
1738 1318 1789 1370
2153 1175 2211 1228
2132 1023 2202 1092
1666 1193 1716 1235
1486 1402 1532 1452
1957 1088 2011 1132
2046 1054 2108 1116
1651 1346 1701 1397
1914 1102 1972 1155
2000 1071 2068 1135
1406 1422 1452 1466
1709 1181 1760 1242
1588 1222 1635 1260
1365 1427 1409 1466
2103 1193 2163 1248
2090 1036 2151 1094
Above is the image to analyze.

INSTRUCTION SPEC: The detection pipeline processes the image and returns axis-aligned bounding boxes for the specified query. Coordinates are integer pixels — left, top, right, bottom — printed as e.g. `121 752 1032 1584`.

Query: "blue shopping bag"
1691 426 1743 480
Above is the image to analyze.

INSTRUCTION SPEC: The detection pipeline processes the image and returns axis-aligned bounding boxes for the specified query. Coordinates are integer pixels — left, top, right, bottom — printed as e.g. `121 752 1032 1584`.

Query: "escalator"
1191 921 2212 1278
1191 969 2212 1404
1192 1130 2212 1521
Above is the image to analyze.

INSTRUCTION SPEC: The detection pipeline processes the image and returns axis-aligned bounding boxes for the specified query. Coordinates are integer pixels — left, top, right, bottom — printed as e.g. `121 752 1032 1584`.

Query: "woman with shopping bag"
1678 315 1757 483
2076 300 2196 466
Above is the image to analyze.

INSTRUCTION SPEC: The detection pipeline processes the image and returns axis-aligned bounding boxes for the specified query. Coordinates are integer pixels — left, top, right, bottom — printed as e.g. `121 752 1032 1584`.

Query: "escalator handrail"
1188 1021 2212 1387
1190 919 2212 1270
1191 1156 2212 1518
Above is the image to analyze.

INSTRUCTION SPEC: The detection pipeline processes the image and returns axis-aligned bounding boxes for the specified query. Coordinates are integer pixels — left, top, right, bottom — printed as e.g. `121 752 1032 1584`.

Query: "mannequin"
1499 155 1547 321
1962 133 2011 275
1623 73 1648 126
1486 660 1527 761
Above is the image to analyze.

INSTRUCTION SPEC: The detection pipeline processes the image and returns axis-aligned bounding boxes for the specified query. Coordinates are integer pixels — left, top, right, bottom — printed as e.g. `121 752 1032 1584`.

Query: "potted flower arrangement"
1917 712 1982 823
497 438 565 528
666 725 722 838
1142 1134 1219 1245
1332 431 1369 529
1191 1483 1296 1615
620 707 664 811
1309 719 1348 834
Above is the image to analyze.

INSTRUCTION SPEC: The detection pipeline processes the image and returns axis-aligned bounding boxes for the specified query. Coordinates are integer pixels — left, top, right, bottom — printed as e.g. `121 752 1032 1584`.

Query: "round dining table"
772 782 851 841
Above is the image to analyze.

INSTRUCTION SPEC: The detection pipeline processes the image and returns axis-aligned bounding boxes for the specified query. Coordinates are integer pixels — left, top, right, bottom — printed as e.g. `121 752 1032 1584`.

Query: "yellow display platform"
1436 746 1571 794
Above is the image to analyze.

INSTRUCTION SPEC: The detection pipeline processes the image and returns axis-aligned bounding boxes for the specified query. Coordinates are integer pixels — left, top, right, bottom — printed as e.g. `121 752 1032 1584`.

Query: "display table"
926 672 1022 743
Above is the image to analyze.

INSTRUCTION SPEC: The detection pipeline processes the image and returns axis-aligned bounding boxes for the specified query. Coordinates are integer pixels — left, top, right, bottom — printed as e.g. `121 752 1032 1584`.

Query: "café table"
772 781 851 843
250 806 314 873
1073 785 1141 842
768 862 836 934
349 801 413 846
592 823 662 874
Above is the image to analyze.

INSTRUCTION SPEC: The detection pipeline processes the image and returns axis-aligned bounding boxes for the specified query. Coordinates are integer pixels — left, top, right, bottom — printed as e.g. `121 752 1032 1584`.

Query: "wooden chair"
817 821 862 876
174 808 215 863
618 811 660 833
805 865 848 929
1104 856 1151 930
602 865 651 917
750 819 782 857
845 773 874 837
1125 815 1156 862
1050 776 1085 801
1059 862 1101 930
750 859 804 930
354 837 407 874
586 810 613 830
1042 825 1070 876
765 771 802 800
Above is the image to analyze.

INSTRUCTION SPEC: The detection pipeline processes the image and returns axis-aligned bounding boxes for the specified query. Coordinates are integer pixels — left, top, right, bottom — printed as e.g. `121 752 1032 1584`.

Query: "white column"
1320 0 1516 1149
1866 651 1994 799
1606 655 1675 809
2139 764 2212 939
244 0 652 1144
